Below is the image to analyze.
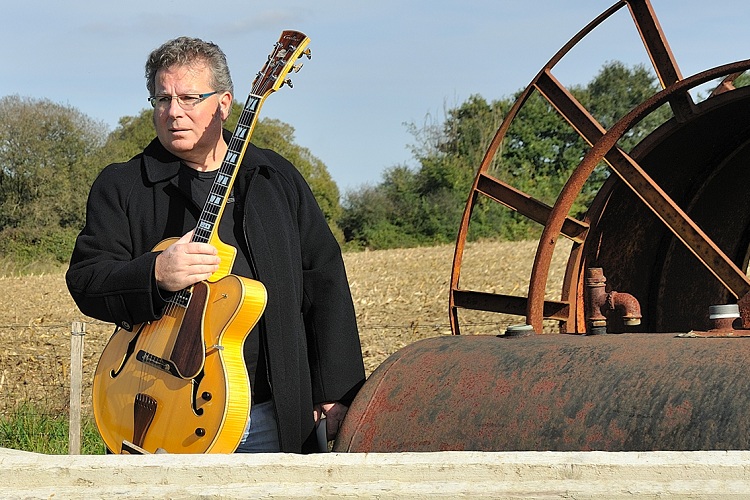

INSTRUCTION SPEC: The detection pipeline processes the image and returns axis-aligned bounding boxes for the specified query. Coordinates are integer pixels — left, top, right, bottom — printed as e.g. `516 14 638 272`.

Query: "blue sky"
2 1 750 191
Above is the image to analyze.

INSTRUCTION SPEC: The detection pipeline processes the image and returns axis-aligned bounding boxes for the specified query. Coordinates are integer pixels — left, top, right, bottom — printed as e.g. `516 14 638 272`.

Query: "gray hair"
145 36 234 96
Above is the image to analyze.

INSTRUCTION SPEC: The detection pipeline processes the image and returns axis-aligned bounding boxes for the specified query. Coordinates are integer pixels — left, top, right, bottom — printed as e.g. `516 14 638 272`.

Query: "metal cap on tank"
503 324 535 337
709 304 740 320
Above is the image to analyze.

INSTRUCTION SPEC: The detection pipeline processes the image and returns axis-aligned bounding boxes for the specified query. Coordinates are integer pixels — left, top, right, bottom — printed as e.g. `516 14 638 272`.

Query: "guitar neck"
192 95 261 245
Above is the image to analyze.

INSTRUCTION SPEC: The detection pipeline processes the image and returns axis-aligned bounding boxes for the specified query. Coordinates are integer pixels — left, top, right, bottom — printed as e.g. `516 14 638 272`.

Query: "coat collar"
142 138 182 184
142 129 274 184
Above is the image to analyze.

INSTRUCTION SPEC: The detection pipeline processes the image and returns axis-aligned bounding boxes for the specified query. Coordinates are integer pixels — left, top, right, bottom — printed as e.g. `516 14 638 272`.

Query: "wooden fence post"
69 321 85 455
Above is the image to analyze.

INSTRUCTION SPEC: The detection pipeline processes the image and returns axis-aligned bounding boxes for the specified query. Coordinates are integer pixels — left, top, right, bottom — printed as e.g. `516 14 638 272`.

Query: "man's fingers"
187 244 219 257
176 229 195 244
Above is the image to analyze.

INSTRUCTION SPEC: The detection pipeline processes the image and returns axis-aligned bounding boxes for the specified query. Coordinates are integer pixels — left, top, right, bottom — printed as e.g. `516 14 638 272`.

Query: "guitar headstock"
252 30 311 97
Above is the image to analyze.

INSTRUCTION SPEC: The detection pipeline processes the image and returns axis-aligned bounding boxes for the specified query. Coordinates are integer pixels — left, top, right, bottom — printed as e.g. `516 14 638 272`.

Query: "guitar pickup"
136 350 181 378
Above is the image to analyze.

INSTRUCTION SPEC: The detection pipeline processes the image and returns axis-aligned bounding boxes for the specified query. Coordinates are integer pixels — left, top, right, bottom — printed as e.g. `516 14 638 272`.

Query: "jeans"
235 400 281 453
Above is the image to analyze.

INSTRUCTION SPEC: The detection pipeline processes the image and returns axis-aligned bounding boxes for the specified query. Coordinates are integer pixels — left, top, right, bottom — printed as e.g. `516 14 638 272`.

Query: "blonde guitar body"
92 238 267 454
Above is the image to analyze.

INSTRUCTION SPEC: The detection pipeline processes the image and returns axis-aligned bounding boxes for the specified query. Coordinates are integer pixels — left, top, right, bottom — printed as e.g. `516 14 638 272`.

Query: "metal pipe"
585 267 642 334
608 291 642 326
585 267 608 334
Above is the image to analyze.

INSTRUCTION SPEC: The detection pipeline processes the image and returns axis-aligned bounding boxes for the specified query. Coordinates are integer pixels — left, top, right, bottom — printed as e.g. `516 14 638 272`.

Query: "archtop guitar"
92 30 311 454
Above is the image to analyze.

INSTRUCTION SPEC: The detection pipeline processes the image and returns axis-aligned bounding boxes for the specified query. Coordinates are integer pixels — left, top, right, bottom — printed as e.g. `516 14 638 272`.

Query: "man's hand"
314 401 349 441
154 230 220 292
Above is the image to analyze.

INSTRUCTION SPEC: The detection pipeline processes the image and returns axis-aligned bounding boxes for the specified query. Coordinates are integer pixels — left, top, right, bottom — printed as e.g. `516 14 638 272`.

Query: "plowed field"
0 239 571 414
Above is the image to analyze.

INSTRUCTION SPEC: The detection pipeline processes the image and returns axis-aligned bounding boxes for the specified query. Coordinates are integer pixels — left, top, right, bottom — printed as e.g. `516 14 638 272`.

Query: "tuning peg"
292 63 304 73
283 79 294 88
300 48 312 59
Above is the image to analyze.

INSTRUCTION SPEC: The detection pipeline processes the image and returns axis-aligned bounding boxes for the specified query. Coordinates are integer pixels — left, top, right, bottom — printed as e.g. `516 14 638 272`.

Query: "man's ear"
219 92 233 121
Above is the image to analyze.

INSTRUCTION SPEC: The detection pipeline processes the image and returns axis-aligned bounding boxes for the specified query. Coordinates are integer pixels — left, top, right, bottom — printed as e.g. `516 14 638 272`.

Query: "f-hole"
191 370 206 416
110 324 146 378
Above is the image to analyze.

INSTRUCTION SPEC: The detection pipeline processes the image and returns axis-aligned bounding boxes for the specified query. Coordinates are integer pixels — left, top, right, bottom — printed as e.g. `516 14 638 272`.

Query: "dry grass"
346 239 572 372
0 239 572 414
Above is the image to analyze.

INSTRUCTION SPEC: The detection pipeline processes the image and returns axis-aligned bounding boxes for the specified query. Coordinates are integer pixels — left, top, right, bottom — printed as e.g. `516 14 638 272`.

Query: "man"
66 36 365 453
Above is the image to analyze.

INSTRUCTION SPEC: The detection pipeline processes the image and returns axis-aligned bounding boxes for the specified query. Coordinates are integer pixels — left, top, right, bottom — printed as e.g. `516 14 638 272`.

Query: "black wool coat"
66 133 365 453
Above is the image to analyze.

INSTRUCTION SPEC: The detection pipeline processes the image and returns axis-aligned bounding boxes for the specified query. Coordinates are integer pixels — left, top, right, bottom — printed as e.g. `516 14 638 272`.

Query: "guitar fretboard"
193 96 260 245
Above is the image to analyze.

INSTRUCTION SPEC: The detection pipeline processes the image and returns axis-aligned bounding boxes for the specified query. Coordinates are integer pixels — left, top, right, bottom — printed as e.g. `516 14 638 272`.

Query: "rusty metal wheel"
449 0 750 335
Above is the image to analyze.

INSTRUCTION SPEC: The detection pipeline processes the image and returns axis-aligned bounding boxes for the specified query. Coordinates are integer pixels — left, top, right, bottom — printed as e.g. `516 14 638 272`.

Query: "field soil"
0 239 571 414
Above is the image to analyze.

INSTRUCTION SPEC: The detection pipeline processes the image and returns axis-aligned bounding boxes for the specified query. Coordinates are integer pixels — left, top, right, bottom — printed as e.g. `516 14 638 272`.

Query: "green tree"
100 108 155 163
340 177 417 250
0 95 107 262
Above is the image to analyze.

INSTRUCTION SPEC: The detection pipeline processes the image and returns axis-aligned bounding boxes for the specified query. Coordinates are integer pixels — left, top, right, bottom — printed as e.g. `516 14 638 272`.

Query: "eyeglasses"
148 91 218 110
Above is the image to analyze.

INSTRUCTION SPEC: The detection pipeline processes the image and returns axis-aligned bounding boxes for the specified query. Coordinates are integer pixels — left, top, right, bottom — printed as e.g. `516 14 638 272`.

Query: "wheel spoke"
605 148 750 297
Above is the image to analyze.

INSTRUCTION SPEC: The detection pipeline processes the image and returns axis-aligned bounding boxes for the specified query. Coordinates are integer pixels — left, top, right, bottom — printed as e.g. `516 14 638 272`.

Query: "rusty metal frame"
449 0 750 335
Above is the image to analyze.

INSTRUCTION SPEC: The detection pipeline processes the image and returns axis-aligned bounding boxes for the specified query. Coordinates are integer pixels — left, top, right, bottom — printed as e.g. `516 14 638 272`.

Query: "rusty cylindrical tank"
334 334 750 452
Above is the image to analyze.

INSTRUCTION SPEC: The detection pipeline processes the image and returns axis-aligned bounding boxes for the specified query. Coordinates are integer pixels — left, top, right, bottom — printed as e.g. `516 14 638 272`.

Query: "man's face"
152 62 231 167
